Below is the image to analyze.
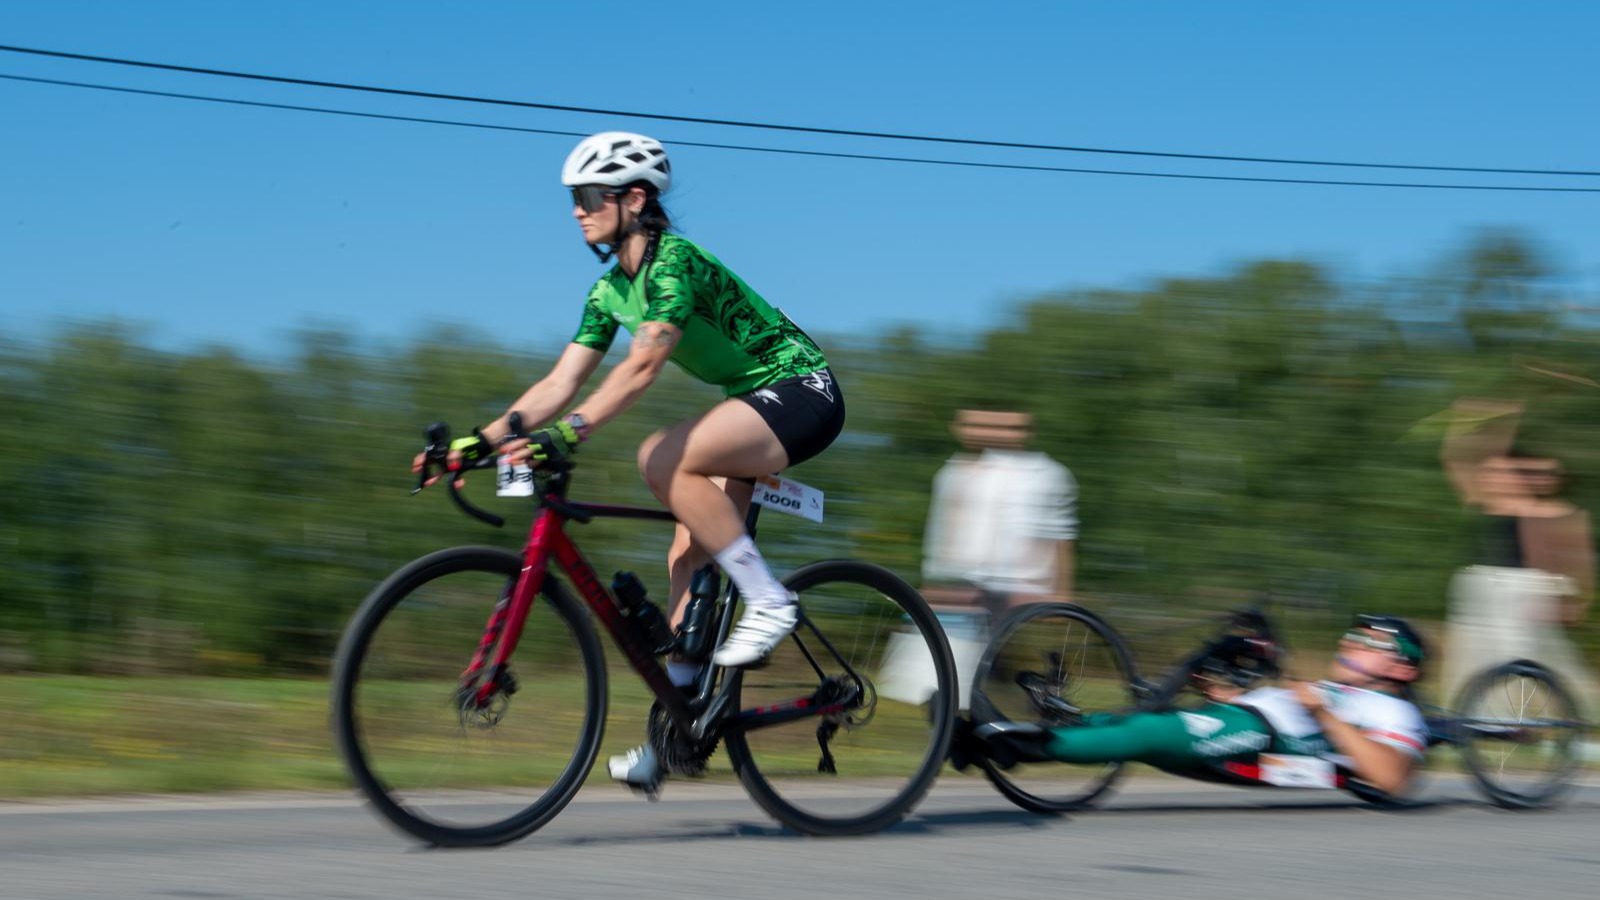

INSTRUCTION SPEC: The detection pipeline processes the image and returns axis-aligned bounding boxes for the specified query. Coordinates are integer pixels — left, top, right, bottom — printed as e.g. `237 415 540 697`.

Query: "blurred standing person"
1439 399 1596 717
882 409 1078 709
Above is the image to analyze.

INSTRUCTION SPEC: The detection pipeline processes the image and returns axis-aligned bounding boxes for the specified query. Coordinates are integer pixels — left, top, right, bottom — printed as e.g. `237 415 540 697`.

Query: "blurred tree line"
2 232 1596 674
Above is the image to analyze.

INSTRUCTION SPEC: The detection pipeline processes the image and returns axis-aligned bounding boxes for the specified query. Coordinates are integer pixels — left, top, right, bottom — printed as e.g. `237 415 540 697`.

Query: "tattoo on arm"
636 323 680 351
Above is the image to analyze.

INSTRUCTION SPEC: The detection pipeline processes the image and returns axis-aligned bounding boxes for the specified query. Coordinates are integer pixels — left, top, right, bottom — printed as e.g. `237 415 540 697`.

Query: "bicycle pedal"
623 781 663 802
947 717 978 772
974 721 1053 768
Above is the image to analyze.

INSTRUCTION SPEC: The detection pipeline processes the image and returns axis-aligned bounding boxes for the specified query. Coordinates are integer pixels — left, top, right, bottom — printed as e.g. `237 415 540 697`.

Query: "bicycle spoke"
726 561 955 835
1460 663 1583 809
973 604 1136 813
334 551 605 844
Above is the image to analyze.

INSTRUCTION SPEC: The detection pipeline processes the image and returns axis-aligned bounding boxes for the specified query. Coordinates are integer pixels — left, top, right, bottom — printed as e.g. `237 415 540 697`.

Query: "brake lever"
414 421 451 495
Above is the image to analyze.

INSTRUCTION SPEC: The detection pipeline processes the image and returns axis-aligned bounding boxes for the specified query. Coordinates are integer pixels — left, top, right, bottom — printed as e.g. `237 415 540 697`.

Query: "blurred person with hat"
881 409 1078 709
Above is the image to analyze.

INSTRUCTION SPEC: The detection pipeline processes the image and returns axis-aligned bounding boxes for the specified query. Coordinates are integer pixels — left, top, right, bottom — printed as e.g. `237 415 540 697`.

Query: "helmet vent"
562 132 672 193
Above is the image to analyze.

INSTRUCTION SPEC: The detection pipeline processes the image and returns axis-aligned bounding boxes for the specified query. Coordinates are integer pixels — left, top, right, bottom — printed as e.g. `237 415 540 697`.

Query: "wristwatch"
563 413 592 442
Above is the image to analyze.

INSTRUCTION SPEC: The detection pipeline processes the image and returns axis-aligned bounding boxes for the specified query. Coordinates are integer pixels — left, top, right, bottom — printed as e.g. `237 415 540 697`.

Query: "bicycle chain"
648 701 717 777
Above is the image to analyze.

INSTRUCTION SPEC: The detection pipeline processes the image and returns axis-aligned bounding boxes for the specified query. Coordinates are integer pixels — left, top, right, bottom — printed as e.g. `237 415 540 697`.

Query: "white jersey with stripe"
1241 681 1428 764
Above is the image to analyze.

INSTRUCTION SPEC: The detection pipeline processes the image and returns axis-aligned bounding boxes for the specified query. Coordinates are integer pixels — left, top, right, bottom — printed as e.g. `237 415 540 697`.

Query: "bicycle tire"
1343 774 1429 810
1455 658 1586 810
724 559 958 836
331 546 607 846
969 602 1138 814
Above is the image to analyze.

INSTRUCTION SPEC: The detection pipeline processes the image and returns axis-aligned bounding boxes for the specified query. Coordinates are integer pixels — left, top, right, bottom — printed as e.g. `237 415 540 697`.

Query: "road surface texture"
3 775 1595 900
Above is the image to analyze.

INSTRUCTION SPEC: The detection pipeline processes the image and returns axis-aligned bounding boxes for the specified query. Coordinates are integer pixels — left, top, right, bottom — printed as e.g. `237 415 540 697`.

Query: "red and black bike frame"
440 457 860 741
462 493 697 725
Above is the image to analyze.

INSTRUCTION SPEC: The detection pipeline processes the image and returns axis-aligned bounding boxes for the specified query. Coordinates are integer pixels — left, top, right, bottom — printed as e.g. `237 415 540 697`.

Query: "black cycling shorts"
736 368 845 468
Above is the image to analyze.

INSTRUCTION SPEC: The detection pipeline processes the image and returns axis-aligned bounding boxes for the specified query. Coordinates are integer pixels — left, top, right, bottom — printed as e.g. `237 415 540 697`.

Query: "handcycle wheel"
724 559 958 836
1343 772 1428 810
332 546 607 846
1455 658 1586 810
969 602 1139 814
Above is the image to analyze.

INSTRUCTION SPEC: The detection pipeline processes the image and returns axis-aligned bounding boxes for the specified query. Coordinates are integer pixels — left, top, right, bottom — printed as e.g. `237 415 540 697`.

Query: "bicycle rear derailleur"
814 674 869 774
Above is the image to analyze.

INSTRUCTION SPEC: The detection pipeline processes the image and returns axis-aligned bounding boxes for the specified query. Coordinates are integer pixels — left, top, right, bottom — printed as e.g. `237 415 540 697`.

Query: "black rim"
724 559 957 835
971 602 1138 813
331 547 607 845
1457 660 1585 809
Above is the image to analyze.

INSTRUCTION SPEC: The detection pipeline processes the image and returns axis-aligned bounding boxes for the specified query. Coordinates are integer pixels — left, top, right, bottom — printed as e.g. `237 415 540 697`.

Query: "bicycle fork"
458 511 562 710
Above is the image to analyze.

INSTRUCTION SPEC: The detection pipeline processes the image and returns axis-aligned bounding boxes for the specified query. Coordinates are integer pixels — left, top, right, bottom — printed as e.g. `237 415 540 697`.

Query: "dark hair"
1504 440 1574 497
631 182 673 232
1505 441 1554 461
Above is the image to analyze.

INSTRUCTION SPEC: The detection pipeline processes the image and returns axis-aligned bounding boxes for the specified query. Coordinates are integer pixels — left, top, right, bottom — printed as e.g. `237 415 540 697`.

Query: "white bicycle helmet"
561 132 671 193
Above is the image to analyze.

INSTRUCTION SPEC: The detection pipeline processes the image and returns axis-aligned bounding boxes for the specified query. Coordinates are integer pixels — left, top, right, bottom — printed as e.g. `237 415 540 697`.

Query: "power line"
8 72 1600 194
2 42 1597 179
1 74 589 140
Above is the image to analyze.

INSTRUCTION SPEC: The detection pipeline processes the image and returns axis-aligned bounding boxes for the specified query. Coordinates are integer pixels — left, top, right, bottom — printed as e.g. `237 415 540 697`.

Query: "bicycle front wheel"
970 602 1138 813
331 546 606 846
724 560 957 836
1456 659 1587 810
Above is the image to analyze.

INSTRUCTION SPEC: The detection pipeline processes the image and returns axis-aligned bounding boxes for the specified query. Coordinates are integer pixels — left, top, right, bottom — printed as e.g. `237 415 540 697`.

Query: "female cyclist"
414 132 845 790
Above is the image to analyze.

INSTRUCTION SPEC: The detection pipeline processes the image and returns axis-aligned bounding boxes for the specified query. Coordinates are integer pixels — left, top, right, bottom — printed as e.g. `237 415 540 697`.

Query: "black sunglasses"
570 185 623 214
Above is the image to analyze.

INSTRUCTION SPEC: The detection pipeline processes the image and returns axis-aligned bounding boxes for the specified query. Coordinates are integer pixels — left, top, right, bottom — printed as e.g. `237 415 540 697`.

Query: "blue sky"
3 1 1598 354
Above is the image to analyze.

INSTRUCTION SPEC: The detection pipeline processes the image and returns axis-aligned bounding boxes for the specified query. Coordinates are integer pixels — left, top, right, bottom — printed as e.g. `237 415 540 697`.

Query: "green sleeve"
571 284 618 351
641 237 697 330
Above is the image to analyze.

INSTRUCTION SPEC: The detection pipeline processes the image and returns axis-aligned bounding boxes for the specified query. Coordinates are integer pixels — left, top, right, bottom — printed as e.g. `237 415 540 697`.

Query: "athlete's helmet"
1350 614 1426 668
1197 634 1282 689
561 132 671 192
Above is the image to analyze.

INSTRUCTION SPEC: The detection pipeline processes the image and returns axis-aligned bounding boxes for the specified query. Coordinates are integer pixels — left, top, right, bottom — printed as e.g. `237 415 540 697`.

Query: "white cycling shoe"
711 602 799 668
608 743 664 799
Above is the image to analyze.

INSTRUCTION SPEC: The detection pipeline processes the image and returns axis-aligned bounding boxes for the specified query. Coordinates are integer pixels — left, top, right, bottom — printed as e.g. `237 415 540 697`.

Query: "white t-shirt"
1240 682 1428 764
921 449 1078 596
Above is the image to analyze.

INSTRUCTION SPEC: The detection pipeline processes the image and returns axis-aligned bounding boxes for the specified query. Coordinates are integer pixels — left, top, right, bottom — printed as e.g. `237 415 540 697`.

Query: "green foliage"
1 234 1596 674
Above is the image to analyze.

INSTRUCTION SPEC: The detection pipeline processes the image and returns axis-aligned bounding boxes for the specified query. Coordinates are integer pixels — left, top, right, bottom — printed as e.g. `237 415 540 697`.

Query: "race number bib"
496 456 535 497
752 475 824 523
1258 753 1337 789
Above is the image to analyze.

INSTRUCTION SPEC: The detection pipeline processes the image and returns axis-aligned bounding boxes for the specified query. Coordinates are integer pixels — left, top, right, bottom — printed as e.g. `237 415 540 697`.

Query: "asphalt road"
3 775 1597 900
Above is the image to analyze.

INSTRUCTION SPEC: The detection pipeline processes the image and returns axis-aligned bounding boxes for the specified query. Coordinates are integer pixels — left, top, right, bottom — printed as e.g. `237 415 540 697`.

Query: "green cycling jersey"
570 232 829 396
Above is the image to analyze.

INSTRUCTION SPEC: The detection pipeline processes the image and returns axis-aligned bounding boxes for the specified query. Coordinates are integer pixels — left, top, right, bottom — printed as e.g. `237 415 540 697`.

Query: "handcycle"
963 603 1588 812
331 416 957 845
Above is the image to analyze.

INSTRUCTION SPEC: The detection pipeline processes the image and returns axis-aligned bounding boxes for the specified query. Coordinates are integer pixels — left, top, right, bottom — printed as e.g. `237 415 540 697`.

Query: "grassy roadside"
0 660 1557 799
0 674 666 797
0 671 946 798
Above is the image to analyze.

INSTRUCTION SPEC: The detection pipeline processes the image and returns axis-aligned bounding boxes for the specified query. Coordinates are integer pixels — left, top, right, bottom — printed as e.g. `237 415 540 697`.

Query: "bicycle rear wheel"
331 546 606 846
970 602 1138 813
723 560 957 836
1456 659 1586 810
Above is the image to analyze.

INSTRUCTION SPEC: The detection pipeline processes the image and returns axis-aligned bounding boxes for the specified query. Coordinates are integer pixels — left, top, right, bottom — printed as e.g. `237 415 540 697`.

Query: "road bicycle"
331 416 956 845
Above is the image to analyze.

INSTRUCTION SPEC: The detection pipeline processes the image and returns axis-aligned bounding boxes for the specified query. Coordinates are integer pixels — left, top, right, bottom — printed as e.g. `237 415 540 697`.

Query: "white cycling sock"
712 535 792 610
667 660 699 687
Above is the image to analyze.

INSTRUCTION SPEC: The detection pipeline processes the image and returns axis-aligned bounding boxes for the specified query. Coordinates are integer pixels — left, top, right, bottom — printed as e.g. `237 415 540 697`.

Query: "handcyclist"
413 132 845 791
970 615 1429 795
